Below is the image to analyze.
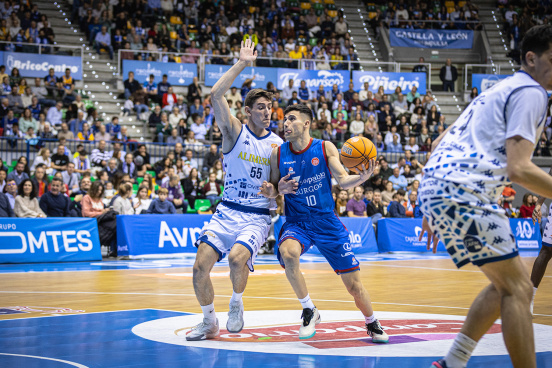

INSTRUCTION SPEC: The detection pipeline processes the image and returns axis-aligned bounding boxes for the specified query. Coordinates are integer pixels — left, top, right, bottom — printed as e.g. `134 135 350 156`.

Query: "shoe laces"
366 320 384 335
192 321 206 331
301 308 314 327
229 302 242 316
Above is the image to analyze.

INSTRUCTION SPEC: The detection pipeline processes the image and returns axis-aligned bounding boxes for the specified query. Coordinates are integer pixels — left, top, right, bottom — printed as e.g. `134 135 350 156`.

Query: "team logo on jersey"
271 144 278 149
131 310 552 358
311 157 319 166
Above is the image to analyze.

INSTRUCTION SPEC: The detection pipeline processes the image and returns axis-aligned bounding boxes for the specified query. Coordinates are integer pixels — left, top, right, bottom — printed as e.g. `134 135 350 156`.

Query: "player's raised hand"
278 173 298 195
419 216 440 253
532 204 542 225
359 159 377 181
240 38 257 63
258 181 276 198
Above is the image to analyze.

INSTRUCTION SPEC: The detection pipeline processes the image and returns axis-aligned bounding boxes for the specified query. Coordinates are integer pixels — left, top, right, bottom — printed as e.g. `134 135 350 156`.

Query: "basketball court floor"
1 252 551 367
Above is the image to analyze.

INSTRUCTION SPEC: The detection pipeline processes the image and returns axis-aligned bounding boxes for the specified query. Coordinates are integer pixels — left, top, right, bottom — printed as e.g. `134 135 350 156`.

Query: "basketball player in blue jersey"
418 25 552 368
259 104 388 343
186 39 283 341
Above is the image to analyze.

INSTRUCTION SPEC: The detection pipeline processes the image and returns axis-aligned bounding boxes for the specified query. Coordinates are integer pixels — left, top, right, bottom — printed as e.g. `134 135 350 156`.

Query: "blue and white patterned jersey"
423 71 548 201
222 124 283 209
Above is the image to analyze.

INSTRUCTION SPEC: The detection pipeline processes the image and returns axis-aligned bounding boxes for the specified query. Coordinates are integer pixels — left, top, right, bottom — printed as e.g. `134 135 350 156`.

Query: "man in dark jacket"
39 177 73 217
388 190 407 218
439 58 458 92
124 71 142 99
367 190 385 223
0 192 14 217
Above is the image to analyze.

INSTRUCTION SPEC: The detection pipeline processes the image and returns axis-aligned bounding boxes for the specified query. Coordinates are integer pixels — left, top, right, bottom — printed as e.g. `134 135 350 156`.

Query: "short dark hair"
284 104 313 120
364 187 374 193
397 189 406 196
244 89 273 109
18 179 37 199
520 25 552 65
51 177 63 185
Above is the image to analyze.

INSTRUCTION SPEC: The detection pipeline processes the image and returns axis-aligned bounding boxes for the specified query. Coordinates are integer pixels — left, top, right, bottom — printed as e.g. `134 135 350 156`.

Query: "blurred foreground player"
259 104 388 342
419 25 552 368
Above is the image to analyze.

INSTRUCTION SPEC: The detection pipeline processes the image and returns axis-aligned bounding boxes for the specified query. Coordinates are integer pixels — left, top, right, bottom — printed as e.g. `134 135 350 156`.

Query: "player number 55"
250 167 262 179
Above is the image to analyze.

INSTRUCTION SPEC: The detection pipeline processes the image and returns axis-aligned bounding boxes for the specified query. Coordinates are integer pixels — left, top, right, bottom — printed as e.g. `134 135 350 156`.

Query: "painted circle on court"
132 310 552 357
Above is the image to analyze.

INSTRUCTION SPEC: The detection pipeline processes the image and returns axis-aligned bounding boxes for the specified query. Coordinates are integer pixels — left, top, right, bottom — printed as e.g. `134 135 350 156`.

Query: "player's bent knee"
279 241 302 262
228 244 251 269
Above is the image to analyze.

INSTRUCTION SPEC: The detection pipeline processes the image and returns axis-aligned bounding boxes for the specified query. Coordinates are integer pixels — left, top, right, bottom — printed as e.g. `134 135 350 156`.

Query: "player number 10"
306 195 317 207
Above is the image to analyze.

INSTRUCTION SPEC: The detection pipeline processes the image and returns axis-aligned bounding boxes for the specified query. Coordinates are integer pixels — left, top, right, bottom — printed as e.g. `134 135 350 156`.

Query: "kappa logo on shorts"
343 243 352 251
311 157 319 166
132 310 540 358
205 231 216 238
463 235 483 252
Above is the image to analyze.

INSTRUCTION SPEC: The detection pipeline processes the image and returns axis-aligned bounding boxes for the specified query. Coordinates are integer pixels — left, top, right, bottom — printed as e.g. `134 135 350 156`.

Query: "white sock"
201 303 216 322
532 286 538 302
444 332 477 368
230 291 243 305
365 314 377 324
299 294 315 310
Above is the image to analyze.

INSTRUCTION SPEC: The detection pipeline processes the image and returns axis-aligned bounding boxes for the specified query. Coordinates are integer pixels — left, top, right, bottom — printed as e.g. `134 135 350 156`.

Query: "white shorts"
419 178 518 268
542 205 552 247
195 202 271 271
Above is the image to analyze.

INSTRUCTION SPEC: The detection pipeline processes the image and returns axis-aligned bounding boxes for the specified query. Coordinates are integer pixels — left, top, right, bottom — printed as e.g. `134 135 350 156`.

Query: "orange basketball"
340 137 377 173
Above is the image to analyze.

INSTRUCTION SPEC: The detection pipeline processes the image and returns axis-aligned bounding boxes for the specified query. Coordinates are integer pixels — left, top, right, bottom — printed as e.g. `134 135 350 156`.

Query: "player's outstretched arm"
258 146 281 198
211 39 257 145
507 136 552 200
323 141 376 190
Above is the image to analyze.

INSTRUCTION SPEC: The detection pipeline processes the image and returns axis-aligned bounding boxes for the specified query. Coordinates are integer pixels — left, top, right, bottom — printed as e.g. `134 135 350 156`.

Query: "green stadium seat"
194 199 211 212
133 183 139 192
146 170 156 178
136 177 144 185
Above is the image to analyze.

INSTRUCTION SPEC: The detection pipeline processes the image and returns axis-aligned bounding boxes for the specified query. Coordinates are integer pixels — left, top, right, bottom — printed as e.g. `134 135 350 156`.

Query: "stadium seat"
186 204 197 214
90 177 96 182
169 16 182 25
146 170 156 178
300 1 311 10
136 177 143 185
328 9 338 17
458 1 466 7
194 199 211 212
324 0 334 4
447 7 454 13
368 12 377 19
170 31 178 40
133 184 139 192
445 0 454 7
309 37 318 46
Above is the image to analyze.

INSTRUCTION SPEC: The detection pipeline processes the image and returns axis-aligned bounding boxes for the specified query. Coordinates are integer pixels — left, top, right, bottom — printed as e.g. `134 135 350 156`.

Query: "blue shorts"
276 215 360 274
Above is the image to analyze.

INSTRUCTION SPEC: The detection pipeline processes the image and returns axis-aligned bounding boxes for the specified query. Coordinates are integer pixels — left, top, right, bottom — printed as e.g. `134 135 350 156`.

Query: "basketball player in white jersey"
530 164 552 314
419 25 552 368
186 39 283 341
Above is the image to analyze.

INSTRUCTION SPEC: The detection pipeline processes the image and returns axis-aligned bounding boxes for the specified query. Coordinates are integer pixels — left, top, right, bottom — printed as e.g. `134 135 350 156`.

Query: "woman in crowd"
132 185 152 214
113 183 135 215
31 165 49 198
207 120 222 145
0 170 6 192
426 105 441 127
31 147 53 174
17 156 31 176
154 156 173 181
209 160 224 184
14 179 46 218
519 193 535 218
82 181 106 218
182 167 201 209
381 181 396 208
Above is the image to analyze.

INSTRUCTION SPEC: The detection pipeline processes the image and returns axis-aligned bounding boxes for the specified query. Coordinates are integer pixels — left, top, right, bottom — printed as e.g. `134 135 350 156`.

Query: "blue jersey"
279 139 334 220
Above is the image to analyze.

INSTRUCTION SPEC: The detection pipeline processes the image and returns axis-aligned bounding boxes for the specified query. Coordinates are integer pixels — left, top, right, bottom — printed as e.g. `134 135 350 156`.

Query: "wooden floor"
1 257 551 325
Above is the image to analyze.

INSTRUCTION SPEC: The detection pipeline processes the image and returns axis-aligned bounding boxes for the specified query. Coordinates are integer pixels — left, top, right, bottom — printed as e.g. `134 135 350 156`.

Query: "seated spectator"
520 193 535 218
4 178 17 209
387 134 403 153
39 177 73 217
335 189 349 216
404 190 422 218
62 162 80 195
51 144 70 173
69 111 86 136
367 189 385 223
8 87 24 114
120 153 137 182
113 183 134 215
388 190 407 218
81 181 106 217
105 116 121 136
163 174 186 211
14 179 46 218
146 187 176 214
167 128 183 145
349 112 365 137
143 74 158 104
202 172 222 206
77 122 94 141
91 140 110 169
105 158 121 181
190 114 207 141
133 185 152 214
124 71 142 100
7 161 29 185
162 86 177 112
95 26 113 59
46 101 63 128
207 120 222 145
404 137 420 153
406 86 421 104
381 181 395 207
346 186 367 217
156 112 172 143
388 167 408 191
182 167 201 208
31 165 49 198
133 144 152 175
73 150 91 176
0 191 14 217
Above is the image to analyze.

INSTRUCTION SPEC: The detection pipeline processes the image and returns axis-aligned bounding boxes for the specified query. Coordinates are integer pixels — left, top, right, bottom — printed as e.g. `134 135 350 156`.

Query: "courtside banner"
204 64 278 89
122 60 197 86
117 215 212 256
273 216 378 254
277 68 349 91
389 28 474 49
471 73 510 93
510 218 541 250
352 71 426 95
4 52 83 79
0 218 101 263
377 218 446 252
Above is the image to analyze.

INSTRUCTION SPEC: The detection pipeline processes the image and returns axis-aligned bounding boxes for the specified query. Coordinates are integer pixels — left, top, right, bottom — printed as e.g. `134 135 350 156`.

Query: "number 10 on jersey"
306 195 317 207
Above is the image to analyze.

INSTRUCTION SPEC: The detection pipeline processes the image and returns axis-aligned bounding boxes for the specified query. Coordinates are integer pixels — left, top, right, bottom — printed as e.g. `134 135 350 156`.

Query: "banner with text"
377 218 446 252
471 73 510 93
204 65 278 89
276 68 350 91
122 60 197 86
389 28 474 49
352 71 426 95
273 216 378 254
510 218 541 250
117 215 211 256
0 218 101 263
4 52 83 79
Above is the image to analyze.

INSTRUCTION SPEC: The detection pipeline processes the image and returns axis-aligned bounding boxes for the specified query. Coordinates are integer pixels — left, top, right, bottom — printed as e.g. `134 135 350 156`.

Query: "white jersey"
424 71 548 201
222 124 283 209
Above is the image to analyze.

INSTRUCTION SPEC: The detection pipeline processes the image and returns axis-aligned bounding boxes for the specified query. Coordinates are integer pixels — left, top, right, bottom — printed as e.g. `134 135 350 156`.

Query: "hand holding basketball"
358 159 377 181
340 137 377 174
278 173 298 195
